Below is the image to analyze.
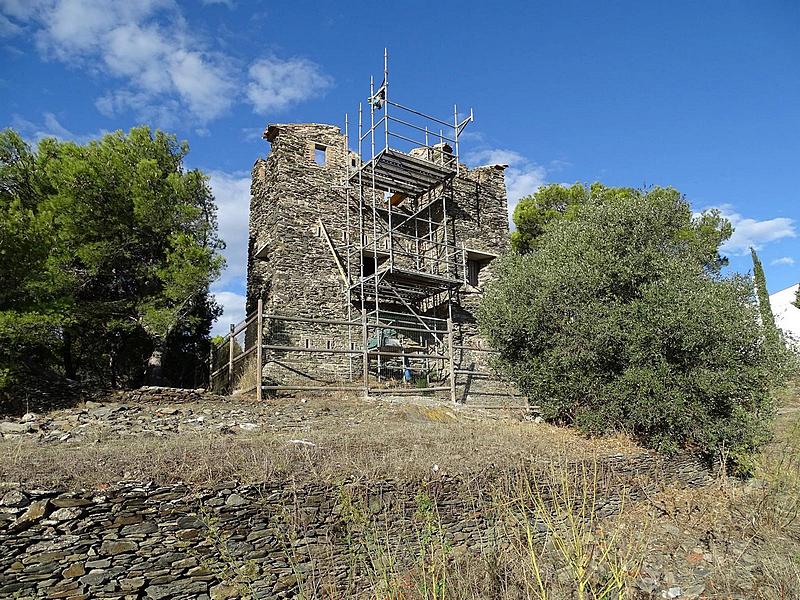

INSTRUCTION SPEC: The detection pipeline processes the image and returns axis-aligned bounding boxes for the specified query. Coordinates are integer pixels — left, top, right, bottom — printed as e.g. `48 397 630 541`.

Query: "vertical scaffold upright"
343 50 474 398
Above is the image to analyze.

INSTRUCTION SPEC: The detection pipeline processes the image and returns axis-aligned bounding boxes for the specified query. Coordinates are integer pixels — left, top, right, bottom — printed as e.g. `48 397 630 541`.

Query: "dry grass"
4 386 800 597
232 354 261 394
0 395 638 490
273 458 649 600
270 382 800 599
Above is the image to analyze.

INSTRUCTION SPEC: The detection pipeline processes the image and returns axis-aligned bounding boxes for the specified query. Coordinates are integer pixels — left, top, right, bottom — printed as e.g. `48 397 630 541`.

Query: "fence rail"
210 302 519 404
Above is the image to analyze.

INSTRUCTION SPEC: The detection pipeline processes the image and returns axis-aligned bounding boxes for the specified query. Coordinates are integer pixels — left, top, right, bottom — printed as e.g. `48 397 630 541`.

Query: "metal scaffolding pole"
341 50 473 398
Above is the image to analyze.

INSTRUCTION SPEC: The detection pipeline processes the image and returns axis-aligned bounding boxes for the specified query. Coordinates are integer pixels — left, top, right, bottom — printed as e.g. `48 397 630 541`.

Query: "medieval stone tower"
245 58 518 404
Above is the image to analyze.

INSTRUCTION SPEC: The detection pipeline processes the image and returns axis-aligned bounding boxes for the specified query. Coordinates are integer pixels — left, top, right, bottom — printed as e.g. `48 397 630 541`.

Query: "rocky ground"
0 387 525 446
1 397 328 445
0 387 797 599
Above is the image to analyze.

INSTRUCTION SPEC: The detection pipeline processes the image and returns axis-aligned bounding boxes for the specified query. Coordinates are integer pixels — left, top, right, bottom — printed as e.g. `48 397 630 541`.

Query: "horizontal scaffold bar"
231 345 257 364
209 365 228 378
369 350 447 360
386 114 457 145
386 99 456 129
262 385 364 392
367 386 451 394
262 314 362 327
263 344 363 355
453 346 500 353
365 322 449 335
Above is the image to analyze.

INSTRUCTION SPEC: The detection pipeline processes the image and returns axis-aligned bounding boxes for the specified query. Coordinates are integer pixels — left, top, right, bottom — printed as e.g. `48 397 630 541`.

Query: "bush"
479 188 789 473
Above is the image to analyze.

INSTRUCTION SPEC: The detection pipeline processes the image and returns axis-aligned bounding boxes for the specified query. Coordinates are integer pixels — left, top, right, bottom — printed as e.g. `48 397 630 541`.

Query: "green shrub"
480 187 789 473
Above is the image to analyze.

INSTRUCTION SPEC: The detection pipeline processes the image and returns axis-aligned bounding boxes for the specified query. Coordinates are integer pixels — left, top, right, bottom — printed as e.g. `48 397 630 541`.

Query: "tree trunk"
62 330 77 380
144 347 164 386
109 351 118 389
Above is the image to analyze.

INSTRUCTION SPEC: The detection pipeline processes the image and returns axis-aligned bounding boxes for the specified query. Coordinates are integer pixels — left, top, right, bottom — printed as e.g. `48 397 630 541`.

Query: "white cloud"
0 0 46 20
11 112 107 143
0 12 21 36
95 90 182 127
1 0 235 124
708 204 797 255
241 126 265 142
168 49 235 121
211 291 246 336
505 164 547 214
2 1 334 125
465 147 549 224
247 56 333 114
466 148 525 166
205 169 250 336
771 256 795 267
207 170 251 290
2 2 333 124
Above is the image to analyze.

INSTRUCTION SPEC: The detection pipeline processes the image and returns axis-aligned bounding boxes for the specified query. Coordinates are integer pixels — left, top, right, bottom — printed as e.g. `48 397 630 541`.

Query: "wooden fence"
209 299 477 401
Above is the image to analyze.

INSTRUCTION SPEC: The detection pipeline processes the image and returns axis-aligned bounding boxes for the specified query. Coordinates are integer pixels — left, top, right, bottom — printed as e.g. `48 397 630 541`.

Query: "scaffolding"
211 51 525 404
342 50 474 398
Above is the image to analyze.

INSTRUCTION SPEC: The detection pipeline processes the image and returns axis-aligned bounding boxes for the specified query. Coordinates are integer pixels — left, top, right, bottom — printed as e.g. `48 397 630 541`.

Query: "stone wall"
246 122 517 401
112 387 226 405
0 452 711 599
247 124 357 387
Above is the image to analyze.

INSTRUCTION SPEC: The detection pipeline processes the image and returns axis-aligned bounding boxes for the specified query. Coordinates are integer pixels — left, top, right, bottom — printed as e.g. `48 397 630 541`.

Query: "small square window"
314 144 326 166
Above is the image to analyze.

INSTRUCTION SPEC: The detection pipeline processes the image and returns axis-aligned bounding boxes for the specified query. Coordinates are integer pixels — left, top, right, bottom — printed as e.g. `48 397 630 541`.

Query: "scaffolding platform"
350 266 461 304
351 148 456 198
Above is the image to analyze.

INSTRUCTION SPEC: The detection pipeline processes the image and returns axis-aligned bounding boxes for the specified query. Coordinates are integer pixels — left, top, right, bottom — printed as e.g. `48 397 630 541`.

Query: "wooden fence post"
208 345 214 391
447 317 457 404
256 298 263 402
228 323 235 392
362 308 369 398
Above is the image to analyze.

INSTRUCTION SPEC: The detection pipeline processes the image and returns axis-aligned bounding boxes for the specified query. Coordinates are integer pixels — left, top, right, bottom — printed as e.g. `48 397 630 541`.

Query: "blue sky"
2 0 798 333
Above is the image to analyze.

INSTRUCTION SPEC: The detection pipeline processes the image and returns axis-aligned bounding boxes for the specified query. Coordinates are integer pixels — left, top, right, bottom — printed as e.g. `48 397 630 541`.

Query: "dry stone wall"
113 387 226 405
247 124 356 387
1 453 711 599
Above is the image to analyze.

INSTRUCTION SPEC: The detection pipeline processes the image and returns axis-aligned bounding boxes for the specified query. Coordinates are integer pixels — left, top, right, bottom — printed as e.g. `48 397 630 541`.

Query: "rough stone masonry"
245 123 517 403
0 455 712 599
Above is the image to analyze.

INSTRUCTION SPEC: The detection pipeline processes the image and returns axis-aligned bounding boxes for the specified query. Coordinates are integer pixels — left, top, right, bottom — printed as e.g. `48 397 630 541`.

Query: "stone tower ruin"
245 55 518 404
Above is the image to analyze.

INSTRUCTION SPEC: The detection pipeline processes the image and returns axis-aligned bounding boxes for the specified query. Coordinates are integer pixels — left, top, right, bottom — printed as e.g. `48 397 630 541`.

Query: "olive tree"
481 186 788 473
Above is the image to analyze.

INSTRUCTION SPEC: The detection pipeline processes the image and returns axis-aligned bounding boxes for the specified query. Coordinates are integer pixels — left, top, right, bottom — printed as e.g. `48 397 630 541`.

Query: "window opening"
467 260 483 287
314 144 326 166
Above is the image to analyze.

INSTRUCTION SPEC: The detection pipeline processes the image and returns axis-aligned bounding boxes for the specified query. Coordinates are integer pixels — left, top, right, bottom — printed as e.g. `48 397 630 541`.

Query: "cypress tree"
751 247 776 331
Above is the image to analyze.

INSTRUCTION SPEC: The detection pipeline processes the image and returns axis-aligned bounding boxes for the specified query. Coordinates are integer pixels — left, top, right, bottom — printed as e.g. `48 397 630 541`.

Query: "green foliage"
481 187 788 472
0 126 224 396
511 183 733 273
751 247 777 334
511 183 590 253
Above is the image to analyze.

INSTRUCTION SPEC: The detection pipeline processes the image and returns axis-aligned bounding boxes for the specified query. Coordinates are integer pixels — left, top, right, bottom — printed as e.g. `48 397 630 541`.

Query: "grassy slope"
1 387 798 597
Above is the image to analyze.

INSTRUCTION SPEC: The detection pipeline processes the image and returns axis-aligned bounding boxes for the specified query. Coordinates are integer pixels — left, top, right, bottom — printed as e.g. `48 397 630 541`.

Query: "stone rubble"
0 389 761 598
0 388 342 445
